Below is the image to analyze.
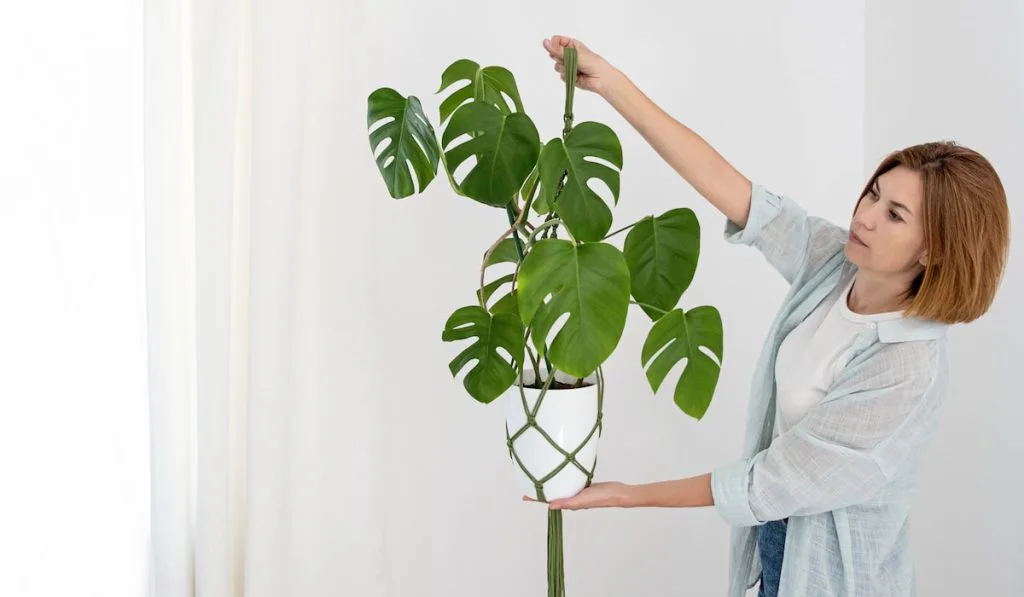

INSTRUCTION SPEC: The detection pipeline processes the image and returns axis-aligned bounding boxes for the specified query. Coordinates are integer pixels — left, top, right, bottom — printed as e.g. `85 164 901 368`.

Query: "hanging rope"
547 509 564 596
501 44 590 597
506 366 604 597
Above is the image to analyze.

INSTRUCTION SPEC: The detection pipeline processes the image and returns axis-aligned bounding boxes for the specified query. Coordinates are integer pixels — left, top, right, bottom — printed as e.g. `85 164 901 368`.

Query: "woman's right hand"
543 36 752 227
542 35 622 97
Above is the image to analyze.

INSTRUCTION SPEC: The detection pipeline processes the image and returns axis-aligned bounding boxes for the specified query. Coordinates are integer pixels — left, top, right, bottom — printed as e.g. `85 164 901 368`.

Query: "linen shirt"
710 184 951 597
773 274 904 436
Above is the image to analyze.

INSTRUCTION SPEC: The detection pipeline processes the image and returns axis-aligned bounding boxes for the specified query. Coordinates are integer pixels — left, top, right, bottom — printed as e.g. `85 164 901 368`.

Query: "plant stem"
560 222 576 244
506 204 526 262
529 218 563 246
524 324 555 385
630 300 671 315
525 344 541 379
603 222 637 241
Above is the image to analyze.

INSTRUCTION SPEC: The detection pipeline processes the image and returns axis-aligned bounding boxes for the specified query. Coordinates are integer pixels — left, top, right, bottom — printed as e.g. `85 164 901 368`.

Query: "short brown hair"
856 141 1011 324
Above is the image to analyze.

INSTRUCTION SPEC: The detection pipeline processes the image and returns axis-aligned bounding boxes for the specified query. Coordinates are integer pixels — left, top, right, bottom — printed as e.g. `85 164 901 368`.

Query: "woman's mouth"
849 231 868 247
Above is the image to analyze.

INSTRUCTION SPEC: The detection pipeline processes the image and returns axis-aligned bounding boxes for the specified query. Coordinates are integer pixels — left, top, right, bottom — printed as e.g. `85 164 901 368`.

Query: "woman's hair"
855 141 1011 324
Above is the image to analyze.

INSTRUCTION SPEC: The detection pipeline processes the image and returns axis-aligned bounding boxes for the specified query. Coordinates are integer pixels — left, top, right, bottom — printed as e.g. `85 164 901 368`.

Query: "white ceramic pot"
505 368 601 502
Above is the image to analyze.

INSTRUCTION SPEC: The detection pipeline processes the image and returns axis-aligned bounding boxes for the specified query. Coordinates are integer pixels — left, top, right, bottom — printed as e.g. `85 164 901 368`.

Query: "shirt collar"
838 261 950 343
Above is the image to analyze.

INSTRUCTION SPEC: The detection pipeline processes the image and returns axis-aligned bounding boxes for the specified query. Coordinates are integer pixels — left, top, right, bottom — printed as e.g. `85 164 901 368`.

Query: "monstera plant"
366 51 723 417
367 48 723 596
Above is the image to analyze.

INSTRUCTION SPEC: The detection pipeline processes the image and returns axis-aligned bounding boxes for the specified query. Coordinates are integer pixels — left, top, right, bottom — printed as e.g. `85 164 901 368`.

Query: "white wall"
0 2 149 597
865 2 1024 594
360 1 864 595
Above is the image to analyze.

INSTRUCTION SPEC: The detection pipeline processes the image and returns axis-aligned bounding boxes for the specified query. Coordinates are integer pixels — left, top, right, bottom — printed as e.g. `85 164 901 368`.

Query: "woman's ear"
919 251 929 267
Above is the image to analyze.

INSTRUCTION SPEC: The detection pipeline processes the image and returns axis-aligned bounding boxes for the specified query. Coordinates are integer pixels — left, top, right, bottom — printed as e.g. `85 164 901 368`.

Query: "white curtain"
144 1 382 595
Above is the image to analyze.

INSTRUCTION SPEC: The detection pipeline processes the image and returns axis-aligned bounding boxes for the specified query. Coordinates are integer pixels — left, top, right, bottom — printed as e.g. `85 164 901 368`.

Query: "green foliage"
441 306 524 404
436 59 525 123
367 88 441 198
641 306 724 419
441 101 541 207
517 239 631 378
624 208 700 320
366 51 724 418
537 122 622 242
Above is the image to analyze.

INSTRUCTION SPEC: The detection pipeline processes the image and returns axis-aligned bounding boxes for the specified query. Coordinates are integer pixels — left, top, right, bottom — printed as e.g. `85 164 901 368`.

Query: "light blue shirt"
710 184 951 597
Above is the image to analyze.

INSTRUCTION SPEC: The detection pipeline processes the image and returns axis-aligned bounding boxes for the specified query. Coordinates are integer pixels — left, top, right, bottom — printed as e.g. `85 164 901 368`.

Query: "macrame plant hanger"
503 46 605 597
506 366 604 597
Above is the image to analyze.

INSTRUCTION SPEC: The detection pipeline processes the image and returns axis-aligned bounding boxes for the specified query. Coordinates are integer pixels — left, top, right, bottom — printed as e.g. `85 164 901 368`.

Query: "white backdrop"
138 1 1022 596
0 2 149 597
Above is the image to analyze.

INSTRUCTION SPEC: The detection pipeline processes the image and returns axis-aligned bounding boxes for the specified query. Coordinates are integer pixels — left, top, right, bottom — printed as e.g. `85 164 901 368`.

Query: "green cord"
548 510 564 597
562 47 577 137
502 45 587 597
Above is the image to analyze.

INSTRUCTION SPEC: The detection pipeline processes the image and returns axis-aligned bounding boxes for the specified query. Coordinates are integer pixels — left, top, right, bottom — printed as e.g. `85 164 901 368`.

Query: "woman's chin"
843 242 868 265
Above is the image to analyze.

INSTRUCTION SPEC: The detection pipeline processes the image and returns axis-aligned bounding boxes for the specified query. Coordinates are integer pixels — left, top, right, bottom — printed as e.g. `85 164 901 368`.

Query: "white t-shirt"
773 275 904 436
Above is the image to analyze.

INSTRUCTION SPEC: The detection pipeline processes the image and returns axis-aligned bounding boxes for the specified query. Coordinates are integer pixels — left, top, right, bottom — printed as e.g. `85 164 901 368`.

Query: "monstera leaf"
366 88 441 199
477 274 515 306
484 238 520 267
441 101 541 207
437 59 525 123
624 208 701 320
442 306 525 404
537 122 623 242
489 291 519 318
517 239 631 377
641 306 723 419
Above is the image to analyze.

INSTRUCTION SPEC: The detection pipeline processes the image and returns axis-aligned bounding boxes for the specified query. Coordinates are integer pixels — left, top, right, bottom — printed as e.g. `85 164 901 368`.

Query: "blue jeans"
757 519 787 597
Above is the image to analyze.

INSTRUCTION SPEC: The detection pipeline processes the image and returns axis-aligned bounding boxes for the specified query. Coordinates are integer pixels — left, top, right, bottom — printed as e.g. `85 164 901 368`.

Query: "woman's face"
844 165 928 275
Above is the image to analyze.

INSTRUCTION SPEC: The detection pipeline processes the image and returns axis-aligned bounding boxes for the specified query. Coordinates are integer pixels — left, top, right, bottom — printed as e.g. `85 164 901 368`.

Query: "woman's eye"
888 209 903 222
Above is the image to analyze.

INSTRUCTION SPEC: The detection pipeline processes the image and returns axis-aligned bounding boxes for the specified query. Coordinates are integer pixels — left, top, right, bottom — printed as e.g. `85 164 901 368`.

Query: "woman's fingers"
549 35 576 50
523 496 570 509
542 37 561 59
543 35 579 60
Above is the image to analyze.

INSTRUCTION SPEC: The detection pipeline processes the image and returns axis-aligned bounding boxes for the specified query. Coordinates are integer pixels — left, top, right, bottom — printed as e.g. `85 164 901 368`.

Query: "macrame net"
505 366 605 597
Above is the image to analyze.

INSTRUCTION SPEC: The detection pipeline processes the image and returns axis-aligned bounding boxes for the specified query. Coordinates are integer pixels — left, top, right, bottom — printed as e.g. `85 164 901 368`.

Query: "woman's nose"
859 203 883 229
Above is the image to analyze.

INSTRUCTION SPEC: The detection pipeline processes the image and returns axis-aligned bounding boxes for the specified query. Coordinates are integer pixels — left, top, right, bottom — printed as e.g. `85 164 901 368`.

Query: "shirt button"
869 322 877 329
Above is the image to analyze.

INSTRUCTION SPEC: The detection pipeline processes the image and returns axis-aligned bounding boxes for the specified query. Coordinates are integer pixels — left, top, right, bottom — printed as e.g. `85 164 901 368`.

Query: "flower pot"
505 368 602 502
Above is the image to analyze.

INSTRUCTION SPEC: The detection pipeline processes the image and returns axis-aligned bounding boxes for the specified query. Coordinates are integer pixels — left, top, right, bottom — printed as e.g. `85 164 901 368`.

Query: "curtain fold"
145 1 382 595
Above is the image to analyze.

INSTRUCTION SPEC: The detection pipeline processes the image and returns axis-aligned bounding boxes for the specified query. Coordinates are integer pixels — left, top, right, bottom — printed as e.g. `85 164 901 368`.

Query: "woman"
532 35 1011 597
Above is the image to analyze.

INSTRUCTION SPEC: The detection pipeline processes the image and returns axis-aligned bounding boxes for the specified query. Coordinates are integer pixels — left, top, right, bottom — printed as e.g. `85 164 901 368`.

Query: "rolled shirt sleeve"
724 184 849 286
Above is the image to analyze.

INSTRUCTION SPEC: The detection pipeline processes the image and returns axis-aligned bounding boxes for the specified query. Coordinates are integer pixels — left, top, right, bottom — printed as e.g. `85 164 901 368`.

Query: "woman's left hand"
523 481 634 510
